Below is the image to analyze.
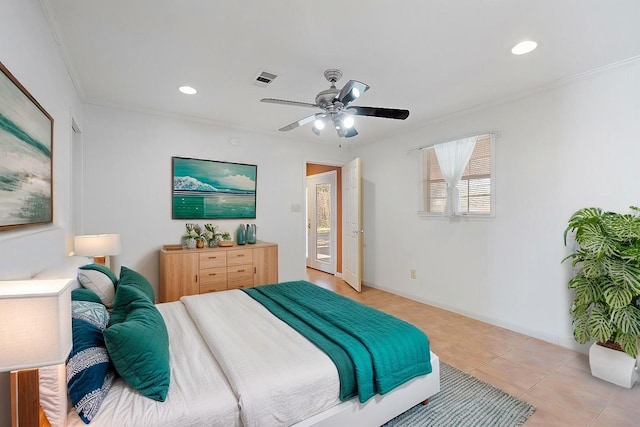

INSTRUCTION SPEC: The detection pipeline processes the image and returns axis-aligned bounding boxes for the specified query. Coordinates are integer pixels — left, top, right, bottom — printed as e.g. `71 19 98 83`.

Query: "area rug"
383 363 535 427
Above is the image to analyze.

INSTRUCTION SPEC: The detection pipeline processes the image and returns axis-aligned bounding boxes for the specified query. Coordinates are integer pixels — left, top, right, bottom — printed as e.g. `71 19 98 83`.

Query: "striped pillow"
66 301 114 423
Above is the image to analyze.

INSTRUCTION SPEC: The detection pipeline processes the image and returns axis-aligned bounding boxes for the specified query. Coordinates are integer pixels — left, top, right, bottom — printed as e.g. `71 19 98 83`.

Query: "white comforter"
66 301 241 427
181 290 341 427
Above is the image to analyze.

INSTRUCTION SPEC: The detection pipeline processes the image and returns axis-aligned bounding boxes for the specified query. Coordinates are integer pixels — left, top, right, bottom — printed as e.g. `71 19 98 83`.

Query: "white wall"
81 104 352 293
0 0 84 423
354 59 640 350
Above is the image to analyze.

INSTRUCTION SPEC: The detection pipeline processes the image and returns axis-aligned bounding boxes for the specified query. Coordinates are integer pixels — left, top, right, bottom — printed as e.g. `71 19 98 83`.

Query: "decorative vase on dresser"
159 241 278 303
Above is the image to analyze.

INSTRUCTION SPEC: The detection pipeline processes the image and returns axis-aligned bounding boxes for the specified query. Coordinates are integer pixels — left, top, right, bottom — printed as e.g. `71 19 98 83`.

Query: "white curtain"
433 136 477 216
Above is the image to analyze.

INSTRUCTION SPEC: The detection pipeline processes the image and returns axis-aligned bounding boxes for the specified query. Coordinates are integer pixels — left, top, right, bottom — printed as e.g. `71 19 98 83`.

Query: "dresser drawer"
200 252 227 269
227 264 253 289
227 249 253 266
199 267 227 292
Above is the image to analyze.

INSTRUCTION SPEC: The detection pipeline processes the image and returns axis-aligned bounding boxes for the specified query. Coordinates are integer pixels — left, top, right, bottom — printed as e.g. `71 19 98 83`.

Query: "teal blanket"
242 281 432 403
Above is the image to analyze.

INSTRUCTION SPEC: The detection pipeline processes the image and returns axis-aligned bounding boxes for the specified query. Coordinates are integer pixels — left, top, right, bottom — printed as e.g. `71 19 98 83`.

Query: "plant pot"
184 238 196 249
589 342 638 388
196 240 204 248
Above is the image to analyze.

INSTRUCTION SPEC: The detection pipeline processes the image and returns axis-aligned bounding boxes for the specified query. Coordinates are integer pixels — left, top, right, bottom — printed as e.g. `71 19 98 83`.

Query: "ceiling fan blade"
336 80 370 106
278 114 318 131
347 106 410 120
261 98 320 109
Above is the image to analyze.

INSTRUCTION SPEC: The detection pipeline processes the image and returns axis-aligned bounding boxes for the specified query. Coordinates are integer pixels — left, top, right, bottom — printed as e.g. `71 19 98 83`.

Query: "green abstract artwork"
172 157 257 219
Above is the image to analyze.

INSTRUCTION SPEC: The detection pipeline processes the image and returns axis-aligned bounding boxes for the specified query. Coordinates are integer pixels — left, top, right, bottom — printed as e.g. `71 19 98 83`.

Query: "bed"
35 259 440 427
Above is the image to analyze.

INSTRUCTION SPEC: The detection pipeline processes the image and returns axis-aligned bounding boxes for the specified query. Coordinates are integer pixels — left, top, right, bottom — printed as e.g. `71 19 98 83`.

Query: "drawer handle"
237 269 245 273
209 256 217 259
209 273 217 276
237 254 245 257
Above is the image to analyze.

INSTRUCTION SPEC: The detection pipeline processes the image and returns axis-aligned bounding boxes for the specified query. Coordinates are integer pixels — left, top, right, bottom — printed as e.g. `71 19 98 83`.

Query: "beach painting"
172 157 257 219
0 62 53 231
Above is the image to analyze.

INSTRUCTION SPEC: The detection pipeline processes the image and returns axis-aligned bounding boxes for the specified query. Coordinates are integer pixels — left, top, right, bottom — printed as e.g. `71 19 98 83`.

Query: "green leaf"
615 333 639 359
603 282 634 309
581 256 607 278
621 242 640 262
607 213 640 241
577 222 618 257
611 305 640 336
569 275 602 307
572 311 590 344
570 303 588 317
588 304 614 343
564 207 603 246
606 259 640 294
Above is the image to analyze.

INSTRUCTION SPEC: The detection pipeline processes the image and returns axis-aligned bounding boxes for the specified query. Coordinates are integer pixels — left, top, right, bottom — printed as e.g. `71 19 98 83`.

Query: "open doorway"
306 163 342 276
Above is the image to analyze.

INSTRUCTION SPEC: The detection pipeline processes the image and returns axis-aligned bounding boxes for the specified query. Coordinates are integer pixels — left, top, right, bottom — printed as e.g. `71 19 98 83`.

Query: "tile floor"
305 268 640 427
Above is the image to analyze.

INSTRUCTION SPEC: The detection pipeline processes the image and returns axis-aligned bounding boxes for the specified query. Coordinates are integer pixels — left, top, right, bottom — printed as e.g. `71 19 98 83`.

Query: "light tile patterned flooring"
305 268 640 427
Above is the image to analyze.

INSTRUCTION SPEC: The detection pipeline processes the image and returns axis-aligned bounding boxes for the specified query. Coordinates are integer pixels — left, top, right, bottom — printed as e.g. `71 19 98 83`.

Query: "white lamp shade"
0 279 73 371
74 234 121 257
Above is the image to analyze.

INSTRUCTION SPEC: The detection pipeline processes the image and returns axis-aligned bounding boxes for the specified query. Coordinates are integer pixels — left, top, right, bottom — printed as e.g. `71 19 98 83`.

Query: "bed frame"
295 353 440 427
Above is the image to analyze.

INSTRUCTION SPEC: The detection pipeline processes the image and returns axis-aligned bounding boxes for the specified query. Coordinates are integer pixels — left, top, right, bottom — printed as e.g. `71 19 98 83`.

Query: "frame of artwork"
0 62 54 231
172 156 257 219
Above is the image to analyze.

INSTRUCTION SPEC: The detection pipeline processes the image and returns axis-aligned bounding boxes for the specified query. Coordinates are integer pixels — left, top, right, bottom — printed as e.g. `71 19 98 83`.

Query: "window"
421 134 494 216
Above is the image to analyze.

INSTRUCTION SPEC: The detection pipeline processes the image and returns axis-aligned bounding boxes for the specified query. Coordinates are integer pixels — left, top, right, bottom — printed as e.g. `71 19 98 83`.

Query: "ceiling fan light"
314 119 325 130
342 115 354 129
352 88 360 98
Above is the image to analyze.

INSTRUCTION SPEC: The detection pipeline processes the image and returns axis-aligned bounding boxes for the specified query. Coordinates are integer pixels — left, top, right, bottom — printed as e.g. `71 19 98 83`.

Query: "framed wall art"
172 156 257 219
0 62 53 231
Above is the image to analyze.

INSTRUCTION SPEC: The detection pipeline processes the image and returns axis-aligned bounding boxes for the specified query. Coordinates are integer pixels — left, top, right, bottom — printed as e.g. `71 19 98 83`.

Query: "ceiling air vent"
254 70 278 87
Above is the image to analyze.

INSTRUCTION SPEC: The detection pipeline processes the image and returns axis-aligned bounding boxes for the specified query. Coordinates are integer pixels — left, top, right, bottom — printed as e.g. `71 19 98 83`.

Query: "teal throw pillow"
109 284 151 326
103 297 170 401
118 266 155 303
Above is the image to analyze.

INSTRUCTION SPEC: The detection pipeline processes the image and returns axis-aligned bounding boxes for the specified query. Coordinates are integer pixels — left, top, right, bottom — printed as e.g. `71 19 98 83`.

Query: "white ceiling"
43 0 640 145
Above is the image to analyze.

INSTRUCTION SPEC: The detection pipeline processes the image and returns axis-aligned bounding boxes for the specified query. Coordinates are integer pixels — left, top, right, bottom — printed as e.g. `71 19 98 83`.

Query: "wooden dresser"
159 241 278 303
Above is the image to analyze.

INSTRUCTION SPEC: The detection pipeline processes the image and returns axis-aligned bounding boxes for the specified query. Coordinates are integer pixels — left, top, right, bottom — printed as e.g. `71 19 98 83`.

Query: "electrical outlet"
410 269 416 279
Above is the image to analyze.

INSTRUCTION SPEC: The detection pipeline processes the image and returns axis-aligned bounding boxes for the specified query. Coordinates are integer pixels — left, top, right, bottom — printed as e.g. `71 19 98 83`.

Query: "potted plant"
218 231 233 247
563 206 640 387
183 223 201 249
203 224 222 247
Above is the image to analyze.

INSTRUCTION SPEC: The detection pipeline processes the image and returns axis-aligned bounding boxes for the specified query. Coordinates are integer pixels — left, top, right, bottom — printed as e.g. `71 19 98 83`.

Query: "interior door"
342 158 362 292
306 171 337 274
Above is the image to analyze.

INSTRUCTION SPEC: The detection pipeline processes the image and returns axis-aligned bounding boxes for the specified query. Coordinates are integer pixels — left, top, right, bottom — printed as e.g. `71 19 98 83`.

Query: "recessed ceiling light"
511 40 538 55
178 85 197 95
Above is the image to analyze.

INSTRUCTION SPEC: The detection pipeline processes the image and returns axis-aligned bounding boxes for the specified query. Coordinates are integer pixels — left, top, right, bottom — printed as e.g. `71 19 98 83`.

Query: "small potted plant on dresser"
183 223 201 249
563 206 640 388
217 231 233 247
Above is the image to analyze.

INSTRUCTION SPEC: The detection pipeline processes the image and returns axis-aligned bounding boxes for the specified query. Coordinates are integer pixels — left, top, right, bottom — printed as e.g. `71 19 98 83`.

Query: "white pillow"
77 267 117 308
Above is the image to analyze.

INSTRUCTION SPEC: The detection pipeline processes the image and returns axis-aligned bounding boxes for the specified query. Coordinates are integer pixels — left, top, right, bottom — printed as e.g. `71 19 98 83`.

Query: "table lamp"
0 279 73 427
73 234 121 266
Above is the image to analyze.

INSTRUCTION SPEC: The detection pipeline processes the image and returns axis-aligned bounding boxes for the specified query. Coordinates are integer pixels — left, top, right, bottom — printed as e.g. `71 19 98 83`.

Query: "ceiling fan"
260 69 410 138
